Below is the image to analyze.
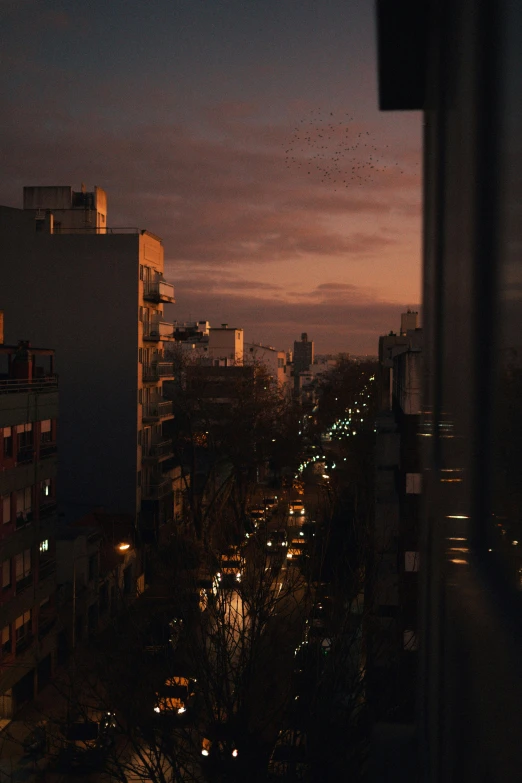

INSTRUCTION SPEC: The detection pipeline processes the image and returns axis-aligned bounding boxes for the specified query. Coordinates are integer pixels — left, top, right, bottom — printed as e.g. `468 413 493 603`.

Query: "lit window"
406 473 422 494
39 540 49 553
405 551 419 571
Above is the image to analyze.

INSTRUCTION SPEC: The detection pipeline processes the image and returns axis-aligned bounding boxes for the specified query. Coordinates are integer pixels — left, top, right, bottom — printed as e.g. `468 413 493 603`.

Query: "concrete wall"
0 212 139 520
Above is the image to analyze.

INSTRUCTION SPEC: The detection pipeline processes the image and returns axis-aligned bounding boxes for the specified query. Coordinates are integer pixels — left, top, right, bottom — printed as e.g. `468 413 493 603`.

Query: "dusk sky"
1 0 422 354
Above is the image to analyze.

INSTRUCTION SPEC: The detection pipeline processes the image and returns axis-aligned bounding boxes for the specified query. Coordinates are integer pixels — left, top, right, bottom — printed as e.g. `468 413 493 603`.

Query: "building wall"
0 216 139 518
208 328 243 366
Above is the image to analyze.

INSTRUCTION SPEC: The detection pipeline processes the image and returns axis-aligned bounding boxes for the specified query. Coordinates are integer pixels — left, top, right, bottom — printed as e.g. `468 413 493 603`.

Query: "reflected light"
117 543 131 551
446 515 469 519
449 558 468 565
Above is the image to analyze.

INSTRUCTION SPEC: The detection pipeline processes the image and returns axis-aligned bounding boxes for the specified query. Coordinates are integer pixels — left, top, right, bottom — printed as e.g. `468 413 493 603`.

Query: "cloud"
165 280 419 354
0 98 420 271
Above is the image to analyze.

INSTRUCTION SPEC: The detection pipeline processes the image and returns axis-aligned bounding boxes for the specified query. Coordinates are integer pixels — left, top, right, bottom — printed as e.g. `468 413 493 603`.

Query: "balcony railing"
17 446 35 464
16 512 33 530
143 279 175 303
143 479 172 499
142 440 174 462
142 362 176 383
39 500 57 519
143 320 175 341
16 573 33 595
39 442 58 459
0 376 58 395
16 633 34 655
142 400 174 422
38 615 56 640
39 559 56 581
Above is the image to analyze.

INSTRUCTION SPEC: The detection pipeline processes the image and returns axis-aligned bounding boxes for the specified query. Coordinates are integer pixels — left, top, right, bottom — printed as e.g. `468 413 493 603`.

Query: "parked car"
58 713 116 769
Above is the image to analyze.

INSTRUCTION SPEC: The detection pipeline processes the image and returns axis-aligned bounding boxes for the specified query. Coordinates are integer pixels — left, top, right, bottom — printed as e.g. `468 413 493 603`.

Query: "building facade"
0 186 176 540
0 331 59 719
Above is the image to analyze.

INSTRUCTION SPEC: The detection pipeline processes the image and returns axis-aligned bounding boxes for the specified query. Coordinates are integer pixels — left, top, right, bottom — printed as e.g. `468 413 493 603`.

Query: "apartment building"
369 318 422 724
0 323 59 719
0 185 177 541
244 342 288 387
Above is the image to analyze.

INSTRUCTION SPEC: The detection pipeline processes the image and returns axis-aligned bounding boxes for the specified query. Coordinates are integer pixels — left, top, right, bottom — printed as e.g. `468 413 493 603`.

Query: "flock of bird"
284 109 407 188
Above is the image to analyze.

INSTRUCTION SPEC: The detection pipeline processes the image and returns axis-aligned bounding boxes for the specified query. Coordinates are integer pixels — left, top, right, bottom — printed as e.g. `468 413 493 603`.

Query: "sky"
1 0 422 354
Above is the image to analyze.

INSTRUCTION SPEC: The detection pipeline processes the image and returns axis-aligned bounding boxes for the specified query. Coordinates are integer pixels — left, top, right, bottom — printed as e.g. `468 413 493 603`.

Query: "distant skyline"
1 0 421 354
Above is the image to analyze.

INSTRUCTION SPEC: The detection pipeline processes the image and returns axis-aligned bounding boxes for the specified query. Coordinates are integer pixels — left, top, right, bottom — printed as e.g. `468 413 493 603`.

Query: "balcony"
39 559 56 581
16 633 34 656
143 319 175 341
38 614 56 641
143 279 175 304
142 400 174 423
142 362 176 383
16 573 33 595
142 439 174 464
39 442 58 460
0 376 58 395
17 446 35 465
142 479 173 500
39 500 57 519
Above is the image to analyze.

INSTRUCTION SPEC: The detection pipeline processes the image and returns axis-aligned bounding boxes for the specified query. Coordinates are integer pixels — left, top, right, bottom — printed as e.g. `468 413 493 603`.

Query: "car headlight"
267 541 272 546
154 706 160 713
287 553 293 559
299 531 304 537
217 572 221 578
232 749 238 758
301 509 305 515
289 509 294 514
202 749 209 757
236 573 241 581
177 707 186 714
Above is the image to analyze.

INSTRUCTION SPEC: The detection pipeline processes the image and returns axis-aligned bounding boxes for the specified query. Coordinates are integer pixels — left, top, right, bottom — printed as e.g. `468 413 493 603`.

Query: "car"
215 548 244 589
201 721 240 770
267 529 288 549
144 616 184 656
248 507 266 527
286 538 307 563
268 729 310 780
288 500 305 517
263 496 278 511
58 714 116 769
154 675 197 718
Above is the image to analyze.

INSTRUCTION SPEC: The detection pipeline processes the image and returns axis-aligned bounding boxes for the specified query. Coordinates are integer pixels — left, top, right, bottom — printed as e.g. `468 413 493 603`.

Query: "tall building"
0 185 176 540
0 328 59 719
369 322 422 726
293 333 314 375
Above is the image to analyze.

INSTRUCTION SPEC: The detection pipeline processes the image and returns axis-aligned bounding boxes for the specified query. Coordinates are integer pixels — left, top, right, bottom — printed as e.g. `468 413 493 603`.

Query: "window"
15 549 31 582
2 559 10 589
2 494 10 524
3 427 12 458
15 611 31 641
139 265 144 281
137 470 141 488
138 347 143 364
40 479 51 499
16 487 32 521
138 389 143 404
39 540 49 553
405 551 420 572
403 630 418 651
139 306 144 322
405 472 422 494
1 624 10 655
16 423 33 449
40 420 52 443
